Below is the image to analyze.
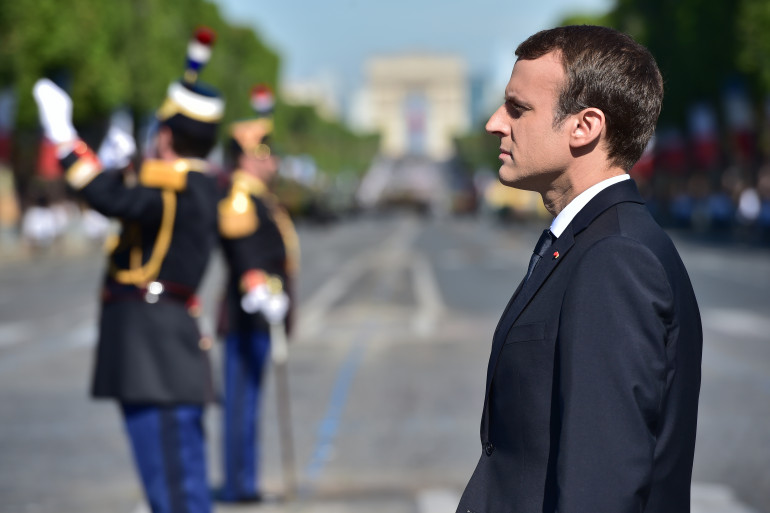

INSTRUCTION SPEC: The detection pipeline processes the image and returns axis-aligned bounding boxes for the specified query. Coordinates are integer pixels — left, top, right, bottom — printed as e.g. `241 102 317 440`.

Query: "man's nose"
485 106 506 136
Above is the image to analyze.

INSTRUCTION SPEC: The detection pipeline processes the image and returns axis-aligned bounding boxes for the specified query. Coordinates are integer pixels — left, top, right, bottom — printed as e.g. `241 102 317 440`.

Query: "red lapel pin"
553 251 560 259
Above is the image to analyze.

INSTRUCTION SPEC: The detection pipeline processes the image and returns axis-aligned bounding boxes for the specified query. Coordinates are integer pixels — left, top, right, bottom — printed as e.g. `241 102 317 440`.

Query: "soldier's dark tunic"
215 170 299 500
219 170 299 334
61 147 219 404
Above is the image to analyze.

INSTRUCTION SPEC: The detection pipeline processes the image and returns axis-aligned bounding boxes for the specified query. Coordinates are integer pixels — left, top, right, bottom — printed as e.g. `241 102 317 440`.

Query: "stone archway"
363 54 469 162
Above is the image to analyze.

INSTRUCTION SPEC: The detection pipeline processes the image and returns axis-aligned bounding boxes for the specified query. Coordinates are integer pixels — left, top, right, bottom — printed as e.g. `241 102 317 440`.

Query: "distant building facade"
355 54 469 161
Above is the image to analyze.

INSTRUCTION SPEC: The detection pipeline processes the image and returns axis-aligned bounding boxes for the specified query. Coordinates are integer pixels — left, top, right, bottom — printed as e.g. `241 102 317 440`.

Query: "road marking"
414 484 758 513
417 488 461 513
682 251 770 290
0 320 31 348
692 482 758 513
701 307 770 341
0 303 96 349
294 250 371 340
0 319 95 374
301 324 370 497
62 321 97 349
129 502 150 513
295 217 423 341
411 252 445 338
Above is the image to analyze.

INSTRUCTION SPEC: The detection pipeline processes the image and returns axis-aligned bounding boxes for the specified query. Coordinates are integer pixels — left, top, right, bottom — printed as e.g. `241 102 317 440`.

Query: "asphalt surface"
0 212 768 513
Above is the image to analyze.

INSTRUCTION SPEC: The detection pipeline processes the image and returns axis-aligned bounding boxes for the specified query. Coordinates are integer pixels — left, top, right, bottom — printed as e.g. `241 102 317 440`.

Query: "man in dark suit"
33 28 223 513
456 25 702 513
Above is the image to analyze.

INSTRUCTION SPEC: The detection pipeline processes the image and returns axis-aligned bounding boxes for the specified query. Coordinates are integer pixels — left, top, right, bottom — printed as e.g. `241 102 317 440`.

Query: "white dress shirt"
549 174 630 238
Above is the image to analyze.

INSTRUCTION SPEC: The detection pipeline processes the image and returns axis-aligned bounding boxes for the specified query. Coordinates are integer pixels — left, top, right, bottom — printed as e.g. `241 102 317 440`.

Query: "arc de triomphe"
362 54 469 161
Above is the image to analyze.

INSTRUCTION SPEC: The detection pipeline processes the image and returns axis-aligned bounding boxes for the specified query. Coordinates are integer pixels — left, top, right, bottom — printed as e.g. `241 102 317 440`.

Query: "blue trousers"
122 404 210 513
221 329 271 499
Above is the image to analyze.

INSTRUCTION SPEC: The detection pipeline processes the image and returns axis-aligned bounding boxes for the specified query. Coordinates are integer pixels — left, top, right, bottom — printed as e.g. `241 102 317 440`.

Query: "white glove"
241 283 270 314
98 110 136 169
240 281 290 324
262 290 290 325
32 79 77 146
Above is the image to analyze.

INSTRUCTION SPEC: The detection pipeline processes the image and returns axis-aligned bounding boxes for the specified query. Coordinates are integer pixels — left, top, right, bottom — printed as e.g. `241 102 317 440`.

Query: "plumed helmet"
155 26 224 142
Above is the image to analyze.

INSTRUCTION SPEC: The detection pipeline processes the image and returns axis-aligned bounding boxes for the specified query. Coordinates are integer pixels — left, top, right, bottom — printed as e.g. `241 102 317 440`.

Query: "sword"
270 320 297 501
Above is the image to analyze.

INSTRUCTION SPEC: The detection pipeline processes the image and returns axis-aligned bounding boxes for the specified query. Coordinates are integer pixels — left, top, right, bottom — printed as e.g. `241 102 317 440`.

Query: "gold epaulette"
139 159 207 191
219 183 258 239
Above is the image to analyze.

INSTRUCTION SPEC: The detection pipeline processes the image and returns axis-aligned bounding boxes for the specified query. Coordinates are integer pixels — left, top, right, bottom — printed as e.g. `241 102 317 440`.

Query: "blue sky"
213 0 612 114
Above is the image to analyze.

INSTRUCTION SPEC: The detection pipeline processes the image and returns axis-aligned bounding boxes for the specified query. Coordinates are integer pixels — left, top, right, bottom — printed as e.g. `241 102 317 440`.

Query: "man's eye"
505 102 524 118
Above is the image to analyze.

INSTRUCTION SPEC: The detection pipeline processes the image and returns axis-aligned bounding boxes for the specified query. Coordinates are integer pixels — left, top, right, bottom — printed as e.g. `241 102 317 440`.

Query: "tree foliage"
0 0 377 180
736 0 770 94
558 0 767 129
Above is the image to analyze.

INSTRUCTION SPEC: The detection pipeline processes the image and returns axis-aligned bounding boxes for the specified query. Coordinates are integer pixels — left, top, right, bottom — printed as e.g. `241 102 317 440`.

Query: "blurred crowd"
629 105 770 243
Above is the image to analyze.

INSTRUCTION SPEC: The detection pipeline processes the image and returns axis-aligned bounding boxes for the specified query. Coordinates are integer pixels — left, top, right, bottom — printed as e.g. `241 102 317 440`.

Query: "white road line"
417 488 461 513
0 303 96 349
701 307 770 341
294 250 371 340
62 321 97 349
0 320 32 348
692 482 758 513
416 484 759 513
295 217 422 341
129 502 150 513
683 251 770 290
411 252 445 338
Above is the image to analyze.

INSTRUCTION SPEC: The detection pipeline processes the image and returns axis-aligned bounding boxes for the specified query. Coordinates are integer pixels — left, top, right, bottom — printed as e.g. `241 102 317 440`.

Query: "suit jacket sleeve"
556 236 673 513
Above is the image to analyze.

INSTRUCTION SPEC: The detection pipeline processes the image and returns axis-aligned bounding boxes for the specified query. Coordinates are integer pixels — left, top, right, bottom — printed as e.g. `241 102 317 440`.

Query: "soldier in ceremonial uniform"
216 85 299 503
33 28 222 513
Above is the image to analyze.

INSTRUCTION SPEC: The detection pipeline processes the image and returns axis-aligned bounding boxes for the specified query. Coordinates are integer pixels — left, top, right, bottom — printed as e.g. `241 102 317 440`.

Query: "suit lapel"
491 276 526 340
485 228 575 389
484 179 646 392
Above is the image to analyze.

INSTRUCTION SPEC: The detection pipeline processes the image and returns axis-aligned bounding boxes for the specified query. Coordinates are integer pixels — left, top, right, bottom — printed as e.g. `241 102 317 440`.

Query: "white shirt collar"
549 174 630 238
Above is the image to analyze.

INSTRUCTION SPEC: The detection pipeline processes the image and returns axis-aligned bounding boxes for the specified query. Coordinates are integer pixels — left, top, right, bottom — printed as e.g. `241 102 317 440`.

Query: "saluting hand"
32 79 77 148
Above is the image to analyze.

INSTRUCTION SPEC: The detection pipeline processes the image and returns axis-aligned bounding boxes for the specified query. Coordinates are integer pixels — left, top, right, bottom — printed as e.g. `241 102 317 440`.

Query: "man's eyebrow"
504 93 531 108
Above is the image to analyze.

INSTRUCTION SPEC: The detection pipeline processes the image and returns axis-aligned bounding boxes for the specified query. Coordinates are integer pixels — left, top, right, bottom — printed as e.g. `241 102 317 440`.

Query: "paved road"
0 213 768 513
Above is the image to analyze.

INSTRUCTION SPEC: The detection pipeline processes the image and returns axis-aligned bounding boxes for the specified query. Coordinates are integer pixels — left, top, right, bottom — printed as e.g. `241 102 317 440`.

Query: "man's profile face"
485 51 572 193
240 152 278 182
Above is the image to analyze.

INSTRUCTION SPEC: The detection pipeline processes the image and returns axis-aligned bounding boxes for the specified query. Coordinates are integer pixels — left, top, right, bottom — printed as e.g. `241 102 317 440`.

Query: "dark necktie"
524 229 555 282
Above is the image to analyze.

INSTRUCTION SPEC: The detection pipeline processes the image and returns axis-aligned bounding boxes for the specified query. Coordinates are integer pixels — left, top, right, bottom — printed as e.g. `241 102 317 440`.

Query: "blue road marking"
301 326 370 496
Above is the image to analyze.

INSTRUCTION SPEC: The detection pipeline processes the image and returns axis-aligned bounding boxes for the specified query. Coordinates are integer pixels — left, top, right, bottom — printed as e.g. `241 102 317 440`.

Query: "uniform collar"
173 158 210 173
232 170 268 196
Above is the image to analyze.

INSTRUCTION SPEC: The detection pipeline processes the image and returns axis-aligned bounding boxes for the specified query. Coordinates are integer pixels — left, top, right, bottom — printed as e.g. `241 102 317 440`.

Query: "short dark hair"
516 25 663 171
162 115 218 159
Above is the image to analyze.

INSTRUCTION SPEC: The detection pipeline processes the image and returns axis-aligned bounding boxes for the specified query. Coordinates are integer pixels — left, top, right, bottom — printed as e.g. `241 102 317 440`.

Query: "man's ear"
569 108 605 149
